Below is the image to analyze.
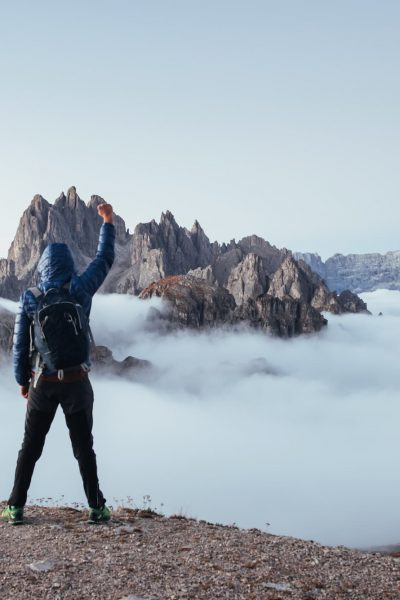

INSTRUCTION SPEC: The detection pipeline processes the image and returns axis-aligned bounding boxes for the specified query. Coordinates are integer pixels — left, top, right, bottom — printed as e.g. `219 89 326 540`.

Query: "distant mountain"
294 251 400 293
0 187 368 337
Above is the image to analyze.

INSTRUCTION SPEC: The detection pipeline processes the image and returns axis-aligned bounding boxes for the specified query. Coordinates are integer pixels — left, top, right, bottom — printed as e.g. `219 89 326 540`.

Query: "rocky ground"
1 504 399 599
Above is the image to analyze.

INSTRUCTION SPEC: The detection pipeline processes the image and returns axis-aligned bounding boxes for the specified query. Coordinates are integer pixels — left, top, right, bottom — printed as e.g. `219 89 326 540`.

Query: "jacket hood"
37 243 76 285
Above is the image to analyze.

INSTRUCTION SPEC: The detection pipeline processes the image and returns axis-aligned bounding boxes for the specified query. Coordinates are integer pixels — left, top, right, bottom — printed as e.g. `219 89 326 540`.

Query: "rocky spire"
227 253 268 305
67 185 79 208
131 210 215 293
0 187 131 298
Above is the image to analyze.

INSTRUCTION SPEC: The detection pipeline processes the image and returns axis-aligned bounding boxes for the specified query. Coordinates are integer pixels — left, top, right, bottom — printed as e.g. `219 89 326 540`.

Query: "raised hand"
97 203 114 224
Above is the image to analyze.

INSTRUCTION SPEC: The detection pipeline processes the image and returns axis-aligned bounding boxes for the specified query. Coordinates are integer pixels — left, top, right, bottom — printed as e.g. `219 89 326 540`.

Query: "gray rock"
337 290 370 313
212 246 244 287
295 250 400 293
0 325 150 381
226 253 268 305
0 259 20 300
29 559 56 572
293 252 326 278
131 211 215 293
118 596 158 600
139 275 237 328
269 256 368 315
187 265 216 284
90 346 152 379
236 293 327 336
140 275 327 336
0 306 14 353
268 256 314 302
265 582 292 591
0 190 368 337
237 235 288 275
0 187 132 299
268 256 339 313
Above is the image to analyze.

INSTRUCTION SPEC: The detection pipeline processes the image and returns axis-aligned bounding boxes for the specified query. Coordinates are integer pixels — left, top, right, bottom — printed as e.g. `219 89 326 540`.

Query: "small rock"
119 596 159 600
265 581 292 591
29 559 56 572
114 525 136 535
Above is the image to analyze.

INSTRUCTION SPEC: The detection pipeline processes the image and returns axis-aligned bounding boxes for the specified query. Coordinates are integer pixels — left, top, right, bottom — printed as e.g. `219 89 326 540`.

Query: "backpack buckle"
57 370 64 381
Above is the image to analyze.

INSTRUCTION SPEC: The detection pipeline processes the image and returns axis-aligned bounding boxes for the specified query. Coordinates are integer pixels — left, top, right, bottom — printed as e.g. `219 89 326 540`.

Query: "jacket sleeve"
13 293 32 386
78 222 116 297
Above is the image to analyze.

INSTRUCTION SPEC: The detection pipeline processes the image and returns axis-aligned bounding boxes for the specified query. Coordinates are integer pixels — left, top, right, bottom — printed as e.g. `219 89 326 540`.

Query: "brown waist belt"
31 368 90 383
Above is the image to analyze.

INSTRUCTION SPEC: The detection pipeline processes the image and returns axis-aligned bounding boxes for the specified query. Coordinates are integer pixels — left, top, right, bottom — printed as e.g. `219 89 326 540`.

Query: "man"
1 202 115 525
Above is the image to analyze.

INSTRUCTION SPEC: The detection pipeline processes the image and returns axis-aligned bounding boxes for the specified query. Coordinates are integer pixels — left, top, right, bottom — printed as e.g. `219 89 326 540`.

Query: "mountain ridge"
0 187 368 337
294 250 400 293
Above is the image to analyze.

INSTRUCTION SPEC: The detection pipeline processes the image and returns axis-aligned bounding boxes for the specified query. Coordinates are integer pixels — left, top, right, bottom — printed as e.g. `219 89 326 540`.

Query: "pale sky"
0 0 399 259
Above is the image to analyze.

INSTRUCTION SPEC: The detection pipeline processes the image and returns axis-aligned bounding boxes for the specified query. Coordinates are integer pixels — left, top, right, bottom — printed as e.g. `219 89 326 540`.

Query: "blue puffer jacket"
13 222 115 386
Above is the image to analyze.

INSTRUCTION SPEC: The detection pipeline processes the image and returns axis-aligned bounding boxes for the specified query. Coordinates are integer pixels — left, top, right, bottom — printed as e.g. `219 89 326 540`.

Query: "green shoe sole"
87 505 111 524
1 507 24 525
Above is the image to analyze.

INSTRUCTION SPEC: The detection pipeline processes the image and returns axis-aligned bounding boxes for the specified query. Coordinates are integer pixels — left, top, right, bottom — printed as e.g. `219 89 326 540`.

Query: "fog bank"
1 290 400 548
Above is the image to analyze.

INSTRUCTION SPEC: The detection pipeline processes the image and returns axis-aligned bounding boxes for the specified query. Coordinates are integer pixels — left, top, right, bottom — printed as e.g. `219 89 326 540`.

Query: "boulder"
91 345 152 378
337 290 370 314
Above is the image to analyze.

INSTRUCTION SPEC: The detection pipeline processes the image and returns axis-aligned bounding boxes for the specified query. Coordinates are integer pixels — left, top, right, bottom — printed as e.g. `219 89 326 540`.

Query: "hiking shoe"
87 504 111 524
1 505 24 525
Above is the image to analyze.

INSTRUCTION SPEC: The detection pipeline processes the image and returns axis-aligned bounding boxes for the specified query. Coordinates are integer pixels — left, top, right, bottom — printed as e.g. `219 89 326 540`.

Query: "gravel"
1 503 400 599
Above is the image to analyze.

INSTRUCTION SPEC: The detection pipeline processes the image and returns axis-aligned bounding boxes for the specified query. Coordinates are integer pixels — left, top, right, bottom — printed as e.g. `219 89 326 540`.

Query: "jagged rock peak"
88 195 106 209
67 185 78 203
31 194 49 210
55 191 66 204
160 210 177 224
191 219 203 233
190 219 212 257
54 187 85 210
268 256 312 302
227 253 268 305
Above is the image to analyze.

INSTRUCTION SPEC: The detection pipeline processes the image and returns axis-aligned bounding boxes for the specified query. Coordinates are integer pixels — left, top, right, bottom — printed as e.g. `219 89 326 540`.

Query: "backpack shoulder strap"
28 287 43 299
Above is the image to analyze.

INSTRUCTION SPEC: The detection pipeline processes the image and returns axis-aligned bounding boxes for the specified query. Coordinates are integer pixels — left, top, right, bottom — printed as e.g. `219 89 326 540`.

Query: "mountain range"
0 187 370 339
294 251 400 293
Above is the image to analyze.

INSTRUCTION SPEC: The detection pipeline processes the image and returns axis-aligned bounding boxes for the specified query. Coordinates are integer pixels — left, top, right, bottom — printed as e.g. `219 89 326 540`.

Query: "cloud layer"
1 290 400 548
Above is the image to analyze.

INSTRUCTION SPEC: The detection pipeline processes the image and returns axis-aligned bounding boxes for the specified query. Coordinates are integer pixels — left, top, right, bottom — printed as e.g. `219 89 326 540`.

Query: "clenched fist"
97 203 113 224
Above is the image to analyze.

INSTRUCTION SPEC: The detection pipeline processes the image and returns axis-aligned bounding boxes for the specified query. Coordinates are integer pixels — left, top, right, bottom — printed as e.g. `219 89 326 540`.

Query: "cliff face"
131 211 216 293
139 275 237 328
139 274 327 336
294 251 400 293
226 253 268 305
0 260 20 300
266 257 369 315
1 187 132 298
0 306 14 353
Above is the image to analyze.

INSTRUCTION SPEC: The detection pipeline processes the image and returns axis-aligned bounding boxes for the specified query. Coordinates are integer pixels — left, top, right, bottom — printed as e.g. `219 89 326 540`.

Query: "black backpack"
29 284 93 372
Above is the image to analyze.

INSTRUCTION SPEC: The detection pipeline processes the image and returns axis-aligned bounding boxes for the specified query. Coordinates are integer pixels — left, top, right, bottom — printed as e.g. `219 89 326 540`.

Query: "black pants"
8 375 105 509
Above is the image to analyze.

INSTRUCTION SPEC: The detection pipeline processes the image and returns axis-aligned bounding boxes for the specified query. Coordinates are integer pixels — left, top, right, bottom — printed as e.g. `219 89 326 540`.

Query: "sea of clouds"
1 289 400 548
